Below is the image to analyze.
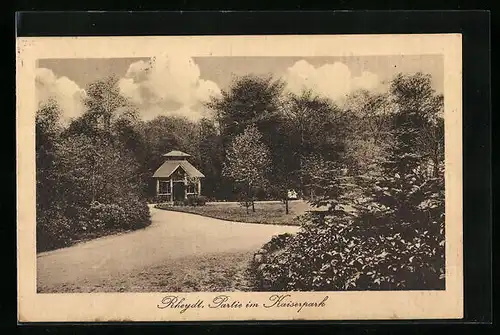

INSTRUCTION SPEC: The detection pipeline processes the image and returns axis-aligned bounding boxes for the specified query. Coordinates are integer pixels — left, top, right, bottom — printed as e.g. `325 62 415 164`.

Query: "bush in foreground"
84 199 151 231
254 211 444 291
37 198 151 252
36 204 73 251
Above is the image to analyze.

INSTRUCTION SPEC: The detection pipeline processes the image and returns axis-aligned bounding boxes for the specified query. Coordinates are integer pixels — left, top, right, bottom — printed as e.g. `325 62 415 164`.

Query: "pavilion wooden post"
170 178 173 203
156 179 160 197
184 176 188 199
197 179 201 195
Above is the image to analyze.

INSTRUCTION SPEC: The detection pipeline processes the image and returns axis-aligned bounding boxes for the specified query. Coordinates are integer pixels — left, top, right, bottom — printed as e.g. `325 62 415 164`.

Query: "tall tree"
283 90 347 198
54 134 142 207
207 74 287 199
207 74 285 146
197 117 224 199
223 125 271 213
65 75 138 141
388 72 444 177
35 99 63 219
366 72 445 237
301 154 351 212
36 77 153 251
83 75 132 131
357 73 446 288
342 89 394 175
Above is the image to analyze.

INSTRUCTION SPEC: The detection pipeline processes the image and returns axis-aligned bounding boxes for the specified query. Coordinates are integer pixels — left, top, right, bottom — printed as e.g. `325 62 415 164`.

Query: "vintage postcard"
17 34 463 322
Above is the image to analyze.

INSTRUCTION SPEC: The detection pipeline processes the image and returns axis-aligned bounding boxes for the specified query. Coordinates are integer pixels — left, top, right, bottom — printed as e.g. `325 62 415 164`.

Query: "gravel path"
37 205 299 292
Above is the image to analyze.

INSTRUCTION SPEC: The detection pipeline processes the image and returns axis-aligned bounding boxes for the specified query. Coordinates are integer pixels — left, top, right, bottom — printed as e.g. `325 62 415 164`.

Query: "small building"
152 150 205 202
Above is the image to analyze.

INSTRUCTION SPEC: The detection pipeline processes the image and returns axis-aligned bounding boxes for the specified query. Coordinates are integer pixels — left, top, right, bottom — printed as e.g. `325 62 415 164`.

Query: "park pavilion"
152 150 205 202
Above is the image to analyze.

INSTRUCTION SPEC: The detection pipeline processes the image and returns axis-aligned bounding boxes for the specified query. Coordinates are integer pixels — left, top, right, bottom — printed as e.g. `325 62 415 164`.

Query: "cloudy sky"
36 54 443 123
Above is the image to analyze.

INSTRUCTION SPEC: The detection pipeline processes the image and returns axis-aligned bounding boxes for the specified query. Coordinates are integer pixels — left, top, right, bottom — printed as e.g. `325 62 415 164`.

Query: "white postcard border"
17 34 463 322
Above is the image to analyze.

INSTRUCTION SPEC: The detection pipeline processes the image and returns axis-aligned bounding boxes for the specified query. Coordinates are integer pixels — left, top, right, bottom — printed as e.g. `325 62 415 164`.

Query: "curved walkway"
37 205 300 292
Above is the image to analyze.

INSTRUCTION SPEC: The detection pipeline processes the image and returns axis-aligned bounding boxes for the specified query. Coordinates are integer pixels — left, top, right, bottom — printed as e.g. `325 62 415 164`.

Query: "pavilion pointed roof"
162 150 191 158
153 160 205 178
153 150 204 178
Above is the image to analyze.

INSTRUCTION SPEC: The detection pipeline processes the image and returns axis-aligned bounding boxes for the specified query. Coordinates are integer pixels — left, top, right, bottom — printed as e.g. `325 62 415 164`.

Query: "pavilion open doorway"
173 182 186 202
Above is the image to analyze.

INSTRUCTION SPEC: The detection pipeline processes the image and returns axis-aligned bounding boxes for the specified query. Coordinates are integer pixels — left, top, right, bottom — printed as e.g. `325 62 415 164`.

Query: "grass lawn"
155 200 312 225
38 250 257 293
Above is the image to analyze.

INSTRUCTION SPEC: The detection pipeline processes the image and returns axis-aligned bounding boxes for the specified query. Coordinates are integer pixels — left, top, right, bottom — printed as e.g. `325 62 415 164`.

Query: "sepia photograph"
35 54 447 294
17 34 463 321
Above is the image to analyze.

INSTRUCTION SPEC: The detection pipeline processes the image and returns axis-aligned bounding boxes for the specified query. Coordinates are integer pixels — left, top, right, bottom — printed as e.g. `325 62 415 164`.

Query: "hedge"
253 211 445 291
36 198 151 252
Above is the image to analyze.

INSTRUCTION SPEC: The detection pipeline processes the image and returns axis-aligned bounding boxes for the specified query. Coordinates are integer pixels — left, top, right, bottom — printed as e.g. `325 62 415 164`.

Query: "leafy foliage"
255 72 445 291
36 69 446 295
36 100 64 222
207 74 286 148
185 195 208 206
223 125 272 212
36 78 151 252
342 90 393 175
257 210 444 291
283 91 347 163
208 75 290 200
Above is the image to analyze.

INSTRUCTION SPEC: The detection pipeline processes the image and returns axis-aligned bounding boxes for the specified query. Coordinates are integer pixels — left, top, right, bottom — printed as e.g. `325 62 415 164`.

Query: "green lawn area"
155 200 312 225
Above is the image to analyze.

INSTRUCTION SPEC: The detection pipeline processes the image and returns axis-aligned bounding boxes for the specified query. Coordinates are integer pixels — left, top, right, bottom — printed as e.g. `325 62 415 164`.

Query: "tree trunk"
246 182 255 212
247 182 251 214
285 196 289 214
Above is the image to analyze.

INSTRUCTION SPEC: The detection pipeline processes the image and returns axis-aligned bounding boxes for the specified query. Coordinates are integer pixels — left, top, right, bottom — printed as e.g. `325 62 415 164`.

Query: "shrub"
73 198 151 233
186 195 208 206
120 198 151 229
196 195 208 206
36 198 152 252
173 200 187 206
36 205 73 252
150 195 170 204
87 201 127 231
262 233 294 253
256 212 444 291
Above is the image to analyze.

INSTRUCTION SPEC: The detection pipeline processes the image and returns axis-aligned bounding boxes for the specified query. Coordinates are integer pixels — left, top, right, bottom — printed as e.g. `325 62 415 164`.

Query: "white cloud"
118 77 143 104
125 60 150 82
119 53 221 121
35 54 221 124
35 68 86 122
352 71 380 91
283 60 382 103
196 79 222 102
